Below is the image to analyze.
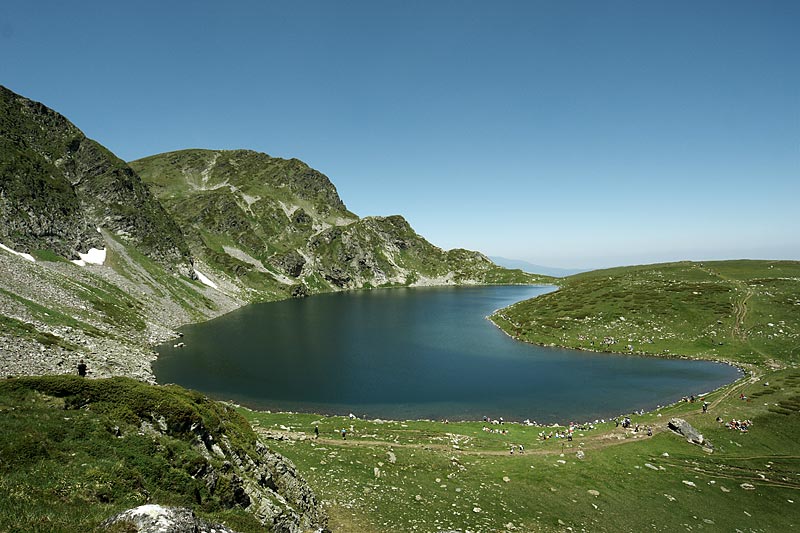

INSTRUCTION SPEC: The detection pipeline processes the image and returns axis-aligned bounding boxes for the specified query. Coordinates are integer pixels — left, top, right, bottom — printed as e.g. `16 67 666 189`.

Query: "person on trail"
314 425 319 439
702 401 709 413
77 360 87 377
341 428 347 440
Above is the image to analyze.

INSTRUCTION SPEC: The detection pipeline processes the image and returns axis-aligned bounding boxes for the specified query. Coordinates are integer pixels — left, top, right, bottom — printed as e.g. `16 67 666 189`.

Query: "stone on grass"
668 418 712 450
101 505 239 533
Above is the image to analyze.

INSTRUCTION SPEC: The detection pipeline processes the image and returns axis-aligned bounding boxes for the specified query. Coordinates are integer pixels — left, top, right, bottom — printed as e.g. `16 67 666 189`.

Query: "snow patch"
71 248 106 266
0 243 35 262
194 269 219 289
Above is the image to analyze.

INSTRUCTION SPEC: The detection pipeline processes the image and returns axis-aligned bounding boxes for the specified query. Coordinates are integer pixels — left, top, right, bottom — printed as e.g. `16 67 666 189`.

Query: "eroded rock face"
101 504 240 533
0 85 192 273
183 420 327 533
668 417 712 449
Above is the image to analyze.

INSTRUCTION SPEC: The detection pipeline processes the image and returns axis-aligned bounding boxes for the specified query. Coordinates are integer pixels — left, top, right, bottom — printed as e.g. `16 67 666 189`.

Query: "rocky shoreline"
0 242 243 383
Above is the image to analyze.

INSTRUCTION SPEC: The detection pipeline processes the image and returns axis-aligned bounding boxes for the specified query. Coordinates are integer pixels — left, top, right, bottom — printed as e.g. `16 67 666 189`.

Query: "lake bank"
154 285 742 423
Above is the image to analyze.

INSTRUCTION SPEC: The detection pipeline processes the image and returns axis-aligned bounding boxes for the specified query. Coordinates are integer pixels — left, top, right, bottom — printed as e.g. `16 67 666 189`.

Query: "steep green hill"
490 260 800 367
131 149 548 300
0 376 327 532
0 85 192 274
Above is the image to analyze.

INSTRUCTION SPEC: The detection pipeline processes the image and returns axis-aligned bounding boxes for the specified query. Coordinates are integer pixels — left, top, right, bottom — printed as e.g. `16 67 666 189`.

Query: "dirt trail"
256 425 667 457
732 286 753 341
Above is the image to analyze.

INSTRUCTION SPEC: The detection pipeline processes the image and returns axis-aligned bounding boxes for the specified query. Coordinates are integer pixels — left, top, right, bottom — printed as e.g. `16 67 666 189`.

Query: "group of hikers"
720 418 752 432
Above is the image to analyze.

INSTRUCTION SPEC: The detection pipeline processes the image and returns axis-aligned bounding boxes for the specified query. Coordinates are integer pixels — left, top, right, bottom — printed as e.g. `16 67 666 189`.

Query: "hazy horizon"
2 1 797 268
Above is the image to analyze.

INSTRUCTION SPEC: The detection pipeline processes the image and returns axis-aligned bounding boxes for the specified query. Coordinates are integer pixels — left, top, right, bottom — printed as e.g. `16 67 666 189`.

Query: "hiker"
314 425 319 439
518 444 524 454
341 428 347 440
647 426 653 437
702 401 709 413
77 360 87 377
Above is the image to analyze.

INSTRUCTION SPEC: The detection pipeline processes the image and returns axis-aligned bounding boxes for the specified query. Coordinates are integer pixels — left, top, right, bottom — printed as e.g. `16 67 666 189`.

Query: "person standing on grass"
77 360 87 377
314 425 319 439
341 428 347 440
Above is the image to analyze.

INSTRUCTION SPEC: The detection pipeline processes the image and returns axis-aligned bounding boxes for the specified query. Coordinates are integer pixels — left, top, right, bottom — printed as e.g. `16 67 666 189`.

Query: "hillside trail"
257 424 669 458
695 263 752 342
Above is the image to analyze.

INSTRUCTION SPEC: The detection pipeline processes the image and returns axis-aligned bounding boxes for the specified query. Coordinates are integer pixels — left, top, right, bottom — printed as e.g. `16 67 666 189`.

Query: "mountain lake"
154 285 742 423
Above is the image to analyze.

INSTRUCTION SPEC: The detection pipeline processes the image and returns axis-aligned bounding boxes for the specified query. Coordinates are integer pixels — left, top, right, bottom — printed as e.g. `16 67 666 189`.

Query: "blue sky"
2 1 798 269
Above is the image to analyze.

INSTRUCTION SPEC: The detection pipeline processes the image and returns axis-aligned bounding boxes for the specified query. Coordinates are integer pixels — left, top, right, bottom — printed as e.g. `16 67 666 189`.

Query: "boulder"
668 418 712 449
101 505 239 533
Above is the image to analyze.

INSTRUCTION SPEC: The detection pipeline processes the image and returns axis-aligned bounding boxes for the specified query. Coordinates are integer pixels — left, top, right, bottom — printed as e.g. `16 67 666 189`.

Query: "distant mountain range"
489 257 587 277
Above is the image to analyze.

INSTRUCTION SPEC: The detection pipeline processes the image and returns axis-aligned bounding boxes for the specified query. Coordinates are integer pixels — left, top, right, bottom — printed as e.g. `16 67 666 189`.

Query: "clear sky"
2 1 798 269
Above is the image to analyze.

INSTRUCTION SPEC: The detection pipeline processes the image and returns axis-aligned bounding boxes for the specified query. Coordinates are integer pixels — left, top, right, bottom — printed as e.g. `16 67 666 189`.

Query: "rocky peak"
0 85 192 273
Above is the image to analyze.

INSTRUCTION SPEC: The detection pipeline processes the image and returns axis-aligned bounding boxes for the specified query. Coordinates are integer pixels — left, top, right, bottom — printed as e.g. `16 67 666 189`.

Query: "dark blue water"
153 286 741 423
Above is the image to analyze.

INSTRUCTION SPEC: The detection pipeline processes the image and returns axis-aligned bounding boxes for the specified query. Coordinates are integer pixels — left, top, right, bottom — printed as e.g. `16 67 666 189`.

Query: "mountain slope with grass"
0 376 327 532
490 259 800 367
131 149 548 300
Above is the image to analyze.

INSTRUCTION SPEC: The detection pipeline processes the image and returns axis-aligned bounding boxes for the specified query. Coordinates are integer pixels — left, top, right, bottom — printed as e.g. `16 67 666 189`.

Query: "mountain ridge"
131 148 547 300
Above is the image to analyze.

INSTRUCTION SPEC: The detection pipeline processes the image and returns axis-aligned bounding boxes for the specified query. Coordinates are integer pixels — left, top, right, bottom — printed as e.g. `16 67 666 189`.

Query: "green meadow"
241 366 799 532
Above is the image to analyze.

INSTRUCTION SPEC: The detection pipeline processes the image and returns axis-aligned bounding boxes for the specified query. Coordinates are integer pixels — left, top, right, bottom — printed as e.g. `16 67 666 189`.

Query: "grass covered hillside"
131 149 548 300
491 260 800 367
0 376 326 533
243 366 800 532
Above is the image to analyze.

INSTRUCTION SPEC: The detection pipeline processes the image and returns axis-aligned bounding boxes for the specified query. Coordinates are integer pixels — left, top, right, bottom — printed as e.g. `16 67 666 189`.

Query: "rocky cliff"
0 85 192 275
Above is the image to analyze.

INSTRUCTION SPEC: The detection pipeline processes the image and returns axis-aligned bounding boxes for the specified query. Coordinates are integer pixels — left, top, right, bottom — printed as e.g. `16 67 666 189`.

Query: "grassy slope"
490 260 800 367
242 368 799 532
0 376 265 533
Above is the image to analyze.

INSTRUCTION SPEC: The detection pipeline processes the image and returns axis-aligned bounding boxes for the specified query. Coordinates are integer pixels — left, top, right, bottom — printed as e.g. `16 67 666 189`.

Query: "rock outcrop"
668 417 712 449
0 85 192 274
102 505 240 533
